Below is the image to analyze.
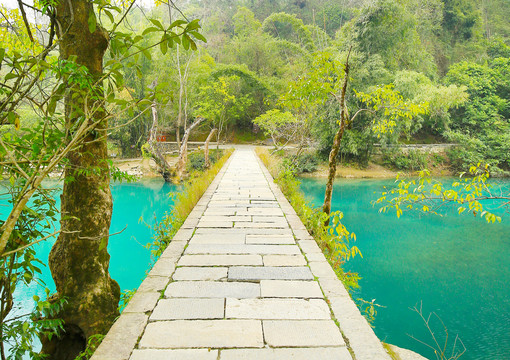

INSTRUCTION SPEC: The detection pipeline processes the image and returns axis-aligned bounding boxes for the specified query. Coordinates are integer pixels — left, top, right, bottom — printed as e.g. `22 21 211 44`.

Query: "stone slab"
305 252 328 262
148 258 176 277
197 221 233 228
130 349 218 360
165 281 260 298
226 298 330 319
234 222 287 228
200 216 252 222
252 216 286 223
150 298 224 320
137 276 169 293
237 208 285 216
90 313 148 360
172 266 228 281
293 229 313 240
262 255 307 267
138 320 264 348
246 235 295 245
178 254 263 266
244 228 293 235
298 240 323 254
260 280 324 298
263 320 345 347
123 292 160 313
171 228 194 241
319 278 351 298
308 261 338 279
194 228 248 235
189 234 246 244
228 266 313 281
185 244 301 255
219 348 352 360
160 241 187 258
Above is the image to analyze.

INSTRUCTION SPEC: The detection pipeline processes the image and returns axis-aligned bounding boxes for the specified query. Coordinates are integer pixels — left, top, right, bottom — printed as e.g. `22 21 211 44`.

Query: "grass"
149 149 233 258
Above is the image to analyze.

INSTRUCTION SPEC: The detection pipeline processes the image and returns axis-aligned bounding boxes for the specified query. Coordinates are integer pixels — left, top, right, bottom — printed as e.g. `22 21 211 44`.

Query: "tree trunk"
148 101 173 182
322 53 351 226
204 128 217 169
176 45 182 150
45 1 120 358
175 117 204 181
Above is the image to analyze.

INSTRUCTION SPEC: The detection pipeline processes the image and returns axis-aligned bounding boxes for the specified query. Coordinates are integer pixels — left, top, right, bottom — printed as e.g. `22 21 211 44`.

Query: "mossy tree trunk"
204 128 217 168
148 101 173 182
322 54 351 226
175 117 204 181
44 1 120 358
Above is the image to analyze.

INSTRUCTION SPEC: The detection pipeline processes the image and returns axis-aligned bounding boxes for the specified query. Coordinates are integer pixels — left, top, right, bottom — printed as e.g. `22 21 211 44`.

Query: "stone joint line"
91 149 391 360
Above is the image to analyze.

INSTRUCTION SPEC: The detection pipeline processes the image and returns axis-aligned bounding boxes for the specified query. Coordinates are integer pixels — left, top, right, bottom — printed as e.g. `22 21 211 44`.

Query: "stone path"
92 149 391 360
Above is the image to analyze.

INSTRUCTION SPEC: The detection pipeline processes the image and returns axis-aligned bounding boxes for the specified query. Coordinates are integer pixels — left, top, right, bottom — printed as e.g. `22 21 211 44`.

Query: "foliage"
261 12 315 52
3 294 66 360
74 334 105 360
187 149 224 171
393 70 468 134
197 75 253 139
253 109 300 150
382 148 428 172
0 0 206 355
338 0 437 76
374 163 507 223
293 153 319 173
443 58 510 171
118 289 136 313
357 298 385 326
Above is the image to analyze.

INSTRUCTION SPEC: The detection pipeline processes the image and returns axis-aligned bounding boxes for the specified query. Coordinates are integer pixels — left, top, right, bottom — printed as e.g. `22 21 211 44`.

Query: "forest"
102 0 510 176
0 0 510 358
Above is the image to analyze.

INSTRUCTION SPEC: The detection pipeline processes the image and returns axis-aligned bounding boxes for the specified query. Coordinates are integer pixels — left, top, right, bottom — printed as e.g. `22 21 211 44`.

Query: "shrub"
382 148 427 171
187 149 224 171
280 153 319 174
295 153 319 173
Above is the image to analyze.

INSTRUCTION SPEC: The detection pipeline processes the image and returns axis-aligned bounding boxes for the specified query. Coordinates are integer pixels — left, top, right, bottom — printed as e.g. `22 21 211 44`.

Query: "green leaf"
149 18 164 30
160 38 168 55
88 11 97 33
142 49 152 60
186 19 201 31
189 39 197 51
181 34 190 50
0 48 5 64
142 27 160 35
170 19 187 28
5 72 18 81
190 31 207 43
99 237 107 251
104 9 114 23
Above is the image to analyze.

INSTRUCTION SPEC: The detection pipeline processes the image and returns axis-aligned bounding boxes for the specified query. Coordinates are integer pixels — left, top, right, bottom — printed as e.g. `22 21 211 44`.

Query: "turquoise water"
10 179 177 326
300 178 510 360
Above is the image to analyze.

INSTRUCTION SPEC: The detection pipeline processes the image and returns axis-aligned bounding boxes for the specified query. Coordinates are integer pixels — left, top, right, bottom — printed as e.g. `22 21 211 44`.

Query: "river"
7 179 177 355
300 177 510 360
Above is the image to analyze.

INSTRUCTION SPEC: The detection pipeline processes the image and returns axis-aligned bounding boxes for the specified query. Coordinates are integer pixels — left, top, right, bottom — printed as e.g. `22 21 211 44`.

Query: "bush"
295 153 319 173
382 148 427 171
187 149 224 171
281 153 319 174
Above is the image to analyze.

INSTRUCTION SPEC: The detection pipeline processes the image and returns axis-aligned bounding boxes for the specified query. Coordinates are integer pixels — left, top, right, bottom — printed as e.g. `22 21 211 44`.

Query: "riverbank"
299 161 453 180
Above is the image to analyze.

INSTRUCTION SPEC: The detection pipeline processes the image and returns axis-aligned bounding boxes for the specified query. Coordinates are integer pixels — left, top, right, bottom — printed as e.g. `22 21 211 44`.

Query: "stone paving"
91 149 392 360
